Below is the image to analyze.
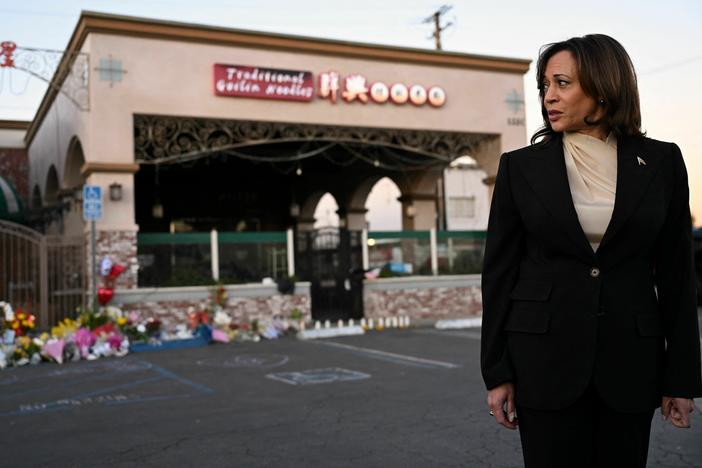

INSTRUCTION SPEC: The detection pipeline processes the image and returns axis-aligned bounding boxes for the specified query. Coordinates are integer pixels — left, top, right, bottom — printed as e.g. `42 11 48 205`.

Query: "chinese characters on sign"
214 64 447 108
214 64 315 102
318 71 446 107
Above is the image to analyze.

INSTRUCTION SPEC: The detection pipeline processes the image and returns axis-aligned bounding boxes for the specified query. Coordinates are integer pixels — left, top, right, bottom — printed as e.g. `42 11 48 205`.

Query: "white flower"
214 310 232 327
1 301 14 322
137 324 146 333
105 306 123 320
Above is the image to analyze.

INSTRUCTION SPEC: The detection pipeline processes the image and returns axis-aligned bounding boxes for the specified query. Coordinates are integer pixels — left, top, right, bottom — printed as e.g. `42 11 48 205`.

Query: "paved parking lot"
1 327 700 467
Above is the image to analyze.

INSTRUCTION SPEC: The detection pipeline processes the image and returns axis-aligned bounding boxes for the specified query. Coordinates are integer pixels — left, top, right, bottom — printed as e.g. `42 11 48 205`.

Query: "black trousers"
516 381 655 468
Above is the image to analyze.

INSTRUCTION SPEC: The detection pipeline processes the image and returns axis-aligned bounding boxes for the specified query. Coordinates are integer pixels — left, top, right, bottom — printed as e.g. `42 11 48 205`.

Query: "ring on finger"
489 410 494 416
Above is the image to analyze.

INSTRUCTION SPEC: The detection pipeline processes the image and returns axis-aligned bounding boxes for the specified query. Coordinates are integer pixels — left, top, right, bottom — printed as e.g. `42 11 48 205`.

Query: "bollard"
377 317 385 331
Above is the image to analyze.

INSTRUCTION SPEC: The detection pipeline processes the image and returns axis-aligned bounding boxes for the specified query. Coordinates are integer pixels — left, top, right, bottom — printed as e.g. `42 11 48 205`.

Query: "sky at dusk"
1 0 701 226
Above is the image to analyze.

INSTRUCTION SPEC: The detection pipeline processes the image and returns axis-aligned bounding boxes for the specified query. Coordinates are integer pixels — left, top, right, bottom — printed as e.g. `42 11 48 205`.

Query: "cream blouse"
562 131 617 252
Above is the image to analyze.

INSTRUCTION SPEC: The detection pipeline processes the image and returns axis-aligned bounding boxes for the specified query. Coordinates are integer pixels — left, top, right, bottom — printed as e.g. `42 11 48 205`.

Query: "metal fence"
137 231 289 287
0 220 85 329
366 230 486 276
136 229 486 287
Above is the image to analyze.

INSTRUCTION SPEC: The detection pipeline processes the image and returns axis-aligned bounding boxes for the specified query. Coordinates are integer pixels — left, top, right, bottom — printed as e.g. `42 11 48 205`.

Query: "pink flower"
107 333 123 349
74 328 96 357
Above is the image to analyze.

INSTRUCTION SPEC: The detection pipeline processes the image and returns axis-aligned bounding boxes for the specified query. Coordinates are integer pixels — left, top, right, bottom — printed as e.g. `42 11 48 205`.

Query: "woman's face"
542 50 607 139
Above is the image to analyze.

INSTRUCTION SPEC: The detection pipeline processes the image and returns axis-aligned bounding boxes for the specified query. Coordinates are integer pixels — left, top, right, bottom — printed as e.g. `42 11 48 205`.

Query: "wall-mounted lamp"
406 204 416 218
109 182 123 201
290 202 300 217
152 200 164 219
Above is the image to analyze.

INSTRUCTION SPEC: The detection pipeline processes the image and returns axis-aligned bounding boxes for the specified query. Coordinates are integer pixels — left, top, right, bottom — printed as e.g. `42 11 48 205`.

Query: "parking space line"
311 340 460 369
411 328 482 340
148 362 214 395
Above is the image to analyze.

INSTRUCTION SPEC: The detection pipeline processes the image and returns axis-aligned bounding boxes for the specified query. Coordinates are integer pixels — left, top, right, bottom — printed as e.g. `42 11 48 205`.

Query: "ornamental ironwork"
0 41 89 111
133 114 494 171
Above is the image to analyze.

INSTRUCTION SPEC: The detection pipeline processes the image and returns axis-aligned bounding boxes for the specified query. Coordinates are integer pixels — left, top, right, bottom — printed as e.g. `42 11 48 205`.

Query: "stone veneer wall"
111 276 483 330
87 230 138 290
363 275 482 321
114 283 311 330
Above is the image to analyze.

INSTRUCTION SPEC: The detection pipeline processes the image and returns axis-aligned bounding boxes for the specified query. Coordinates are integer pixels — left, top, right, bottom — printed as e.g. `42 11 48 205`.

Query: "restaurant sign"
214 64 315 102
213 64 446 107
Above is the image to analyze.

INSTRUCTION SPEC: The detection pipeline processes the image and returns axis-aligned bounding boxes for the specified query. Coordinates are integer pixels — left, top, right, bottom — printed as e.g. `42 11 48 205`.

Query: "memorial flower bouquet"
5 307 36 337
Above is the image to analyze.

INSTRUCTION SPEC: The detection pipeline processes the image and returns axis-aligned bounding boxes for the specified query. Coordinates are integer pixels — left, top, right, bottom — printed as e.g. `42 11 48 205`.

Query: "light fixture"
290 202 300 217
373 159 380 167
152 199 164 219
109 182 123 201
406 204 416 218
152 166 163 218
296 165 302 176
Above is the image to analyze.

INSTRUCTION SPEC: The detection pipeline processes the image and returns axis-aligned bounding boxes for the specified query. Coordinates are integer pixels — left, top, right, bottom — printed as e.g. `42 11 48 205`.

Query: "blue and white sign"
83 185 103 221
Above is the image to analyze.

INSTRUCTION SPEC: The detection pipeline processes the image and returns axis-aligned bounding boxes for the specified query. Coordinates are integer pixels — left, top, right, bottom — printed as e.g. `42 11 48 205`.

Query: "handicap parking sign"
83 185 103 221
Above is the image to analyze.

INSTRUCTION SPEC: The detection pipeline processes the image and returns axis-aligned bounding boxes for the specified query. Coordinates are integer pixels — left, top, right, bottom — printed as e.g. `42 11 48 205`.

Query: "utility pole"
423 5 454 50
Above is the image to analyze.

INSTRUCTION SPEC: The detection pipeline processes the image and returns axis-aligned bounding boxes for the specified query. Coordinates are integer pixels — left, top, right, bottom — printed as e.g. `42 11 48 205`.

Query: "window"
448 196 475 218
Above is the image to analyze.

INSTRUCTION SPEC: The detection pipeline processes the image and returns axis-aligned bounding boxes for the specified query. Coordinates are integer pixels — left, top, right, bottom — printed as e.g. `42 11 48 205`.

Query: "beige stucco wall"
0 129 26 148
28 37 91 206
27 32 528 232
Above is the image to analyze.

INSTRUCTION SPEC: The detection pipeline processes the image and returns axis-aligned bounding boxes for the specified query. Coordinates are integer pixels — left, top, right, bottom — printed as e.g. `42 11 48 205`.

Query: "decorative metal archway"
133 114 496 171
0 41 89 110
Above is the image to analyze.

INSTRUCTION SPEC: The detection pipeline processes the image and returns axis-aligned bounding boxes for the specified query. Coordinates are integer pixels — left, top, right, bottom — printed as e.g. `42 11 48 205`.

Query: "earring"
598 98 605 105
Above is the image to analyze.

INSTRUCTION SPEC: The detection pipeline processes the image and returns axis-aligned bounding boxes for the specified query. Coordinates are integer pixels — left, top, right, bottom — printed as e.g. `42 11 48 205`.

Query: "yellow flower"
117 317 127 326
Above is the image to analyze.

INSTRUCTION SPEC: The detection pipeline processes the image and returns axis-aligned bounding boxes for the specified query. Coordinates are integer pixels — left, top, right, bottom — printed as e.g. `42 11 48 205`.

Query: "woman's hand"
487 382 518 430
661 396 696 428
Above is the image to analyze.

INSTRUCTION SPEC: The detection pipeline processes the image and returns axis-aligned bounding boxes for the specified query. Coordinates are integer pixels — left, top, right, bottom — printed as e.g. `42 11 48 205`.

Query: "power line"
640 54 702 76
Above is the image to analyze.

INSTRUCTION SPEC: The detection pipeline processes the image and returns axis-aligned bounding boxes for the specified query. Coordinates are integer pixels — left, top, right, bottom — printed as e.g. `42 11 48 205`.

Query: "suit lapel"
598 135 661 251
520 134 595 261
518 133 661 260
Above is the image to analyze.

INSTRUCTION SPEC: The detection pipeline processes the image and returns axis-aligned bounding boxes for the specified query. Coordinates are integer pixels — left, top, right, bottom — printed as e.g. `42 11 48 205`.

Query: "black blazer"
480 133 702 412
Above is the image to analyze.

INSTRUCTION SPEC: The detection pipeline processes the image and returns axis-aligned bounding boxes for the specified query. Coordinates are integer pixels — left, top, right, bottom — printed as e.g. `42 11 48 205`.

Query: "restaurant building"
19 11 530 326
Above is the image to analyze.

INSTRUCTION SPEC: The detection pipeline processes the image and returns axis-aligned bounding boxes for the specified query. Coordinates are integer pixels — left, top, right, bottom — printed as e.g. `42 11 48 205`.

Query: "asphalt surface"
1 327 701 467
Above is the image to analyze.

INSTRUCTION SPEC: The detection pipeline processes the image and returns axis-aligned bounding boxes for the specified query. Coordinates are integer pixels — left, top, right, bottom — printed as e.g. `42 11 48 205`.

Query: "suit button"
590 267 600 278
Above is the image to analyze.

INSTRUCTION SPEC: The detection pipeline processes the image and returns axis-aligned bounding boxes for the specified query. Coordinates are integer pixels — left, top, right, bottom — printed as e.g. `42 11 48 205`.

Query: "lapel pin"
636 156 646 166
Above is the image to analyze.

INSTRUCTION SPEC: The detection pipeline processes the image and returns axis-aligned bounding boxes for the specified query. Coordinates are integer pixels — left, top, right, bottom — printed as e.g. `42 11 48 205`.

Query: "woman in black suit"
480 34 702 467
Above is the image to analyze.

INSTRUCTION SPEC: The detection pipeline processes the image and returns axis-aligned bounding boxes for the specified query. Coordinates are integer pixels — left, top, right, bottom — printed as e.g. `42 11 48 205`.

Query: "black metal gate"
295 227 364 322
0 220 85 329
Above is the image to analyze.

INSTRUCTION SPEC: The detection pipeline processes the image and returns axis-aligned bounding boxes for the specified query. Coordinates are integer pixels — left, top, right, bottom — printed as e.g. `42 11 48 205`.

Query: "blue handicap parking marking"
266 367 371 386
0 360 213 417
83 185 102 201
83 185 103 220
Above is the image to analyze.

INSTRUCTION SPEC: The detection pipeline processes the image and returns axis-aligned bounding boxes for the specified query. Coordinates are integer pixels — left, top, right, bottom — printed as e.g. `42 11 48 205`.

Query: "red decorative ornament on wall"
1 41 16 68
